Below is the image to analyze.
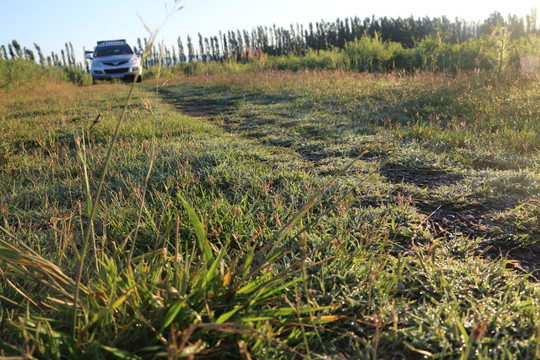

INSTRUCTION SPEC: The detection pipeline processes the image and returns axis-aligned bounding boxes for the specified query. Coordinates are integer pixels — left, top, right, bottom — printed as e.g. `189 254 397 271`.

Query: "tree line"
1 9 538 73
0 40 82 69
136 10 538 68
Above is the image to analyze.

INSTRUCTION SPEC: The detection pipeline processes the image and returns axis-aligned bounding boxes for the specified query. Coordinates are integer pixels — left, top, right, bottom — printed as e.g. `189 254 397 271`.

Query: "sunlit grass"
1 69 539 358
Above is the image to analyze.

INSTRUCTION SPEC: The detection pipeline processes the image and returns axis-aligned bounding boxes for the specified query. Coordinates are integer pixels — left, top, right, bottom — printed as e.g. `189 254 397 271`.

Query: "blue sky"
1 0 538 63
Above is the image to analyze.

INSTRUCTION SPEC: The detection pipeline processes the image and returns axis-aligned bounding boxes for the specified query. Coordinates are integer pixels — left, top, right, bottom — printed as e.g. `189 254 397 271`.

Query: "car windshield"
94 44 133 57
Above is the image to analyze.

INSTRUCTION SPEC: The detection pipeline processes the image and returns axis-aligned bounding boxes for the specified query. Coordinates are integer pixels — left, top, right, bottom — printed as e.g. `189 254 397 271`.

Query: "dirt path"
160 89 540 280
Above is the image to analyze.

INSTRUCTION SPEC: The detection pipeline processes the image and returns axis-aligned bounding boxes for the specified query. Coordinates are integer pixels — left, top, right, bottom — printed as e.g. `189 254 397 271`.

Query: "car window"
95 44 133 57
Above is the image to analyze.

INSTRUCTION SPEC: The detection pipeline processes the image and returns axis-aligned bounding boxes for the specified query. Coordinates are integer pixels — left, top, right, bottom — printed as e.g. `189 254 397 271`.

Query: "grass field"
0 70 539 359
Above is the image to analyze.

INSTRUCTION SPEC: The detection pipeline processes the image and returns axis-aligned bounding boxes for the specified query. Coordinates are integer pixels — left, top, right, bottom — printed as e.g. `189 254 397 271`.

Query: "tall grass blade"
178 194 213 265
71 2 183 337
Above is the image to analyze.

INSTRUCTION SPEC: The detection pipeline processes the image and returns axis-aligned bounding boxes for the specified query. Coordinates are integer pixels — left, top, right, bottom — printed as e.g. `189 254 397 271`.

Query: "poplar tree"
187 35 195 62
34 43 45 66
236 30 244 61
222 32 229 60
250 29 259 51
243 29 251 57
52 52 61 67
65 43 73 67
228 31 237 59
24 48 35 62
198 33 205 61
8 44 16 59
214 36 221 59
69 42 76 67
177 36 186 62
11 40 22 58
210 37 217 60
203 37 210 61
61 49 67 67
172 47 177 65
257 26 268 53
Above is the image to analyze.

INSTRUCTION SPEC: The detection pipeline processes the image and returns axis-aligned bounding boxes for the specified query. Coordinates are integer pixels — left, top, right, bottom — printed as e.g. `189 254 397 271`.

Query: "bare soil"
382 166 539 280
159 88 234 117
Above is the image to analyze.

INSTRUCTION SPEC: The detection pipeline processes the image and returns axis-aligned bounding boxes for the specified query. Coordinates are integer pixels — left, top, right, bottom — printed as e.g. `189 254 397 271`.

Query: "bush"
64 66 92 86
0 59 93 88
344 33 403 72
272 48 345 71
0 59 66 88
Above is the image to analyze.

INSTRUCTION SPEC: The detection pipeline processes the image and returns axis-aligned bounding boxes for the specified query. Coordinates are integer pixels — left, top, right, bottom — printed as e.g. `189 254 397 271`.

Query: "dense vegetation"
1 10 540 87
138 10 539 70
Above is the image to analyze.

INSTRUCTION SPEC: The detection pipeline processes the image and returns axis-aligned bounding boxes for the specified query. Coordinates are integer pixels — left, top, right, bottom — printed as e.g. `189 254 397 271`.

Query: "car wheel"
136 75 142 83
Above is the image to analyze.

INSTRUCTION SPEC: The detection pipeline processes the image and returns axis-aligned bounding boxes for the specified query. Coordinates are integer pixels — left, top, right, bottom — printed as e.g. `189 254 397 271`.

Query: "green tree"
1 45 8 60
236 30 244 61
222 32 229 60
187 35 195 62
210 36 218 60
257 26 269 53
177 36 186 62
198 33 205 61
507 14 526 39
24 48 35 62
34 43 45 66
204 37 211 61
60 49 67 67
479 12 506 36
65 43 74 67
171 46 177 65
11 40 22 58
8 44 16 59
243 29 251 57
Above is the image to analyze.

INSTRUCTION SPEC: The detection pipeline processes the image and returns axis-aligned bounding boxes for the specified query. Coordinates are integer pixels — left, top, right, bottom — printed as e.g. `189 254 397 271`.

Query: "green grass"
0 58 92 89
0 70 539 359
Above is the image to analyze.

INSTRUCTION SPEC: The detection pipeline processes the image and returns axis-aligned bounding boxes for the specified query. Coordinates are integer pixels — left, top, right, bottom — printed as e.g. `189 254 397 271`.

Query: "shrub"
0 58 92 88
0 59 65 88
343 33 403 72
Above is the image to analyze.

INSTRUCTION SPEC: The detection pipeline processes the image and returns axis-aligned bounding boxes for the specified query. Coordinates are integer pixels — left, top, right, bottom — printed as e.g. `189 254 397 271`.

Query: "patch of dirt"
482 243 540 280
178 103 231 117
381 166 539 279
299 151 326 162
414 201 512 239
382 166 463 189
414 200 539 280
158 90 539 279
159 89 234 117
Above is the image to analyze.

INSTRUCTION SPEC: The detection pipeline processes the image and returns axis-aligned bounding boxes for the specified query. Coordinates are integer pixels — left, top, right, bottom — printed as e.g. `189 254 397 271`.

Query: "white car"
86 39 142 83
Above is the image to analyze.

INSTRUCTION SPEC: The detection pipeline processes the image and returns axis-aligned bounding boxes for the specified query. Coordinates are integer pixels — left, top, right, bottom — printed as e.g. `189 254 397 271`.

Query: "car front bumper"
91 67 141 80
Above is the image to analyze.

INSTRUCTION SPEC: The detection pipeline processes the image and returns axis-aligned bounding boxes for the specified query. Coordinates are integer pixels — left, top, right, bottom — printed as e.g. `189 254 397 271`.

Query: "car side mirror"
85 51 93 60
135 50 142 56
